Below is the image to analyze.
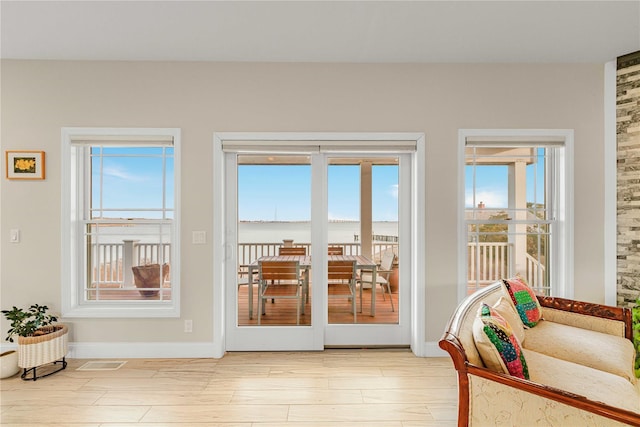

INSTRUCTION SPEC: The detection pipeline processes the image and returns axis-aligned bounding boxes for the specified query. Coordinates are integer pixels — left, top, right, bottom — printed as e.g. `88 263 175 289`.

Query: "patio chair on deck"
328 259 357 322
237 265 258 319
328 246 343 255
278 246 307 256
276 247 308 303
357 250 395 313
258 260 304 325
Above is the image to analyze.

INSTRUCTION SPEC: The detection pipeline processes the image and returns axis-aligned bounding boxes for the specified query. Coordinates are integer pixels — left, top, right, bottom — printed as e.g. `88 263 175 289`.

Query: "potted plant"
633 297 640 378
132 263 170 297
1 304 68 380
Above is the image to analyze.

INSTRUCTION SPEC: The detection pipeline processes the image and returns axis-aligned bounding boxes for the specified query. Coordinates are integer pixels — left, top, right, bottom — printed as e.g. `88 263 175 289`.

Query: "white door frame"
212 132 426 357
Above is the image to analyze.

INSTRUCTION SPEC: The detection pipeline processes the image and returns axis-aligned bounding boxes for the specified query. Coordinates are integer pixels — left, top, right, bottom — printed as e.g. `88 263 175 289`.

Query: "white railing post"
123 240 139 286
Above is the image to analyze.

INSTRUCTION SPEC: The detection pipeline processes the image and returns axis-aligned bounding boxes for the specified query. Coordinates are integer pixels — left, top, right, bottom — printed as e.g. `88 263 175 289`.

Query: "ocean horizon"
239 220 398 244
87 220 398 245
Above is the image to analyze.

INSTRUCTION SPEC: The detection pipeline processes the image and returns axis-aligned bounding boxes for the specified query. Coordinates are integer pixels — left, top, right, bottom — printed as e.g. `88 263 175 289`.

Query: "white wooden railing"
237 242 398 269
467 242 511 286
91 241 171 287
467 242 546 290
525 253 546 290
91 240 544 291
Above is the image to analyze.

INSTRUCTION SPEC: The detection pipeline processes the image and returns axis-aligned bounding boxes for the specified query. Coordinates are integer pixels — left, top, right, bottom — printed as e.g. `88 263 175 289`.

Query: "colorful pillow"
502 276 543 328
473 303 529 380
492 296 526 345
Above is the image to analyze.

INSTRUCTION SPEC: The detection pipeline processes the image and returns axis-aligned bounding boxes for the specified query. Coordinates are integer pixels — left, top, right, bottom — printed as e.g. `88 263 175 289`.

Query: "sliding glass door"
218 134 416 351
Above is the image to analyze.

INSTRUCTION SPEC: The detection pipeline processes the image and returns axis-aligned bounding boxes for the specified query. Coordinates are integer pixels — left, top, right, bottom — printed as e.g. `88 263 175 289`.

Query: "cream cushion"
525 349 640 414
524 319 637 384
492 296 526 344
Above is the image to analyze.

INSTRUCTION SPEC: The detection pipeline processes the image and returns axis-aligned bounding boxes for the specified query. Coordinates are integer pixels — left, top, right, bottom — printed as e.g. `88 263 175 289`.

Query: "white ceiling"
1 1 639 63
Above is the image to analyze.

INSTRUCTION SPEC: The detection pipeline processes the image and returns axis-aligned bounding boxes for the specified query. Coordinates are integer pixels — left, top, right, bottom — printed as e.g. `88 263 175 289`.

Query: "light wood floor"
1 350 458 426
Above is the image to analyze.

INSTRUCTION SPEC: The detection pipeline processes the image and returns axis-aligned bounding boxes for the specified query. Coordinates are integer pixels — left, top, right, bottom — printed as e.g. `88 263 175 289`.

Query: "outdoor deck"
237 283 398 326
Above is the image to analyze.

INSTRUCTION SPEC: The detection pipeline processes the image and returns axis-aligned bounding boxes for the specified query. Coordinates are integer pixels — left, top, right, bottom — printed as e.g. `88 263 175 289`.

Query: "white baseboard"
2 341 447 359
423 341 448 357
68 341 221 359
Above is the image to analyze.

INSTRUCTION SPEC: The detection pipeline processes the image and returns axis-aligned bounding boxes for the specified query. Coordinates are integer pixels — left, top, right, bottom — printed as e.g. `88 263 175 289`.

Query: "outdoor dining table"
245 254 378 319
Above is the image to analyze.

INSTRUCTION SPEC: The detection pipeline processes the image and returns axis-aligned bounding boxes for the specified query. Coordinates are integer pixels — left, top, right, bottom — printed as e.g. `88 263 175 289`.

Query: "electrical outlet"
184 319 193 333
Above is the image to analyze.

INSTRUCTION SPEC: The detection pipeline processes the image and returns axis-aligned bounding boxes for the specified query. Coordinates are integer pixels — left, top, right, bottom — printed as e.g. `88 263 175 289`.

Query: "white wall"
0 60 605 351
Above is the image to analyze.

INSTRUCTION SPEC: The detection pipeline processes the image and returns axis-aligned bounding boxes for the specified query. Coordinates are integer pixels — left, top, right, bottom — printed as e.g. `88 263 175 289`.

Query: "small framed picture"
5 151 46 180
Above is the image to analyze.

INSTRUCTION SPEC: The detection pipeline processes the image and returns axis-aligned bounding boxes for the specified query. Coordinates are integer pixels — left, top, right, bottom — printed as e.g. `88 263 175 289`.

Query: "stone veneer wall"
617 51 640 308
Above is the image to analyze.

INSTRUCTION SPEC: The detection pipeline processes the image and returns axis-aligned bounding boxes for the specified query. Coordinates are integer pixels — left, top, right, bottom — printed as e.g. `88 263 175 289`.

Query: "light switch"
10 229 20 243
192 231 206 244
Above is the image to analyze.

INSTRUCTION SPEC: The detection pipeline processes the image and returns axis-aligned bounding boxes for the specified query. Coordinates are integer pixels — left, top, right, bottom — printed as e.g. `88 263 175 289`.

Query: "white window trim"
61 127 181 318
604 60 617 306
457 129 574 302
212 132 427 357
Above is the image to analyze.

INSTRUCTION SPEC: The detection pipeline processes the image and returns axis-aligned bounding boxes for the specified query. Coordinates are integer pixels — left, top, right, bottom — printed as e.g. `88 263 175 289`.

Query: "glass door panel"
236 155 311 326
327 158 399 325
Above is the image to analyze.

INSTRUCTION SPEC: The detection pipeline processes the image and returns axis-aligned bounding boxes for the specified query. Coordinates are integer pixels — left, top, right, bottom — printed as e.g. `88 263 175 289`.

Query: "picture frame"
5 151 46 180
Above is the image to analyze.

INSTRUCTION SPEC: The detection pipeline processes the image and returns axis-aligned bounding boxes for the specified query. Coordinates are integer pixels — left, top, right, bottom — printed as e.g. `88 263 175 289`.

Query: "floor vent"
76 361 127 371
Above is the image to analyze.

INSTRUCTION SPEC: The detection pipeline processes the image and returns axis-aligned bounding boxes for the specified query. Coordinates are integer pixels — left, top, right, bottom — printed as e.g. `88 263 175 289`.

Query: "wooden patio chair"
357 250 395 313
278 246 307 256
258 260 303 325
237 264 259 319
327 246 343 255
328 259 357 322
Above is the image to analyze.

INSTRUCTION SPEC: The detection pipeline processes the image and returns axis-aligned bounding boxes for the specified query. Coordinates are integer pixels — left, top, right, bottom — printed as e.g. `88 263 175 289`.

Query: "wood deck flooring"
238 285 399 326
0 350 458 426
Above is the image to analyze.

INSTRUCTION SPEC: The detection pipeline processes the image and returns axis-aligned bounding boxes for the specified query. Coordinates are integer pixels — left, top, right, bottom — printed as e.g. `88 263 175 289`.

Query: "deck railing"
90 240 545 291
91 241 171 288
236 242 398 269
467 242 546 291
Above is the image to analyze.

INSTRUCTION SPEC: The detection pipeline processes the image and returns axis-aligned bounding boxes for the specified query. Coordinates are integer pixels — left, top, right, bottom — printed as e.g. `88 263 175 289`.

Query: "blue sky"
238 164 399 222
93 146 545 220
92 148 398 222
91 147 174 219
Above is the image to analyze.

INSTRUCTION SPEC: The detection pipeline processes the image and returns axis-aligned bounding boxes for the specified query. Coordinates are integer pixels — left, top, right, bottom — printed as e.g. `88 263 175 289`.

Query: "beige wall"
0 60 605 347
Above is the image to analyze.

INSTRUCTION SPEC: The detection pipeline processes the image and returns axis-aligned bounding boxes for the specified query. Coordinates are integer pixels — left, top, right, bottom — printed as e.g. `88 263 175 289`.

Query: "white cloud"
103 166 144 182
389 184 398 199
465 188 507 208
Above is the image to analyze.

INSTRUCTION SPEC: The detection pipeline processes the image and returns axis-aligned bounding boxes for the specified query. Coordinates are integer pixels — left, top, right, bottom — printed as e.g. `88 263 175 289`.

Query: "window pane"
86 144 174 302
237 156 312 327
86 222 172 301
465 146 552 294
91 146 173 219
327 159 399 325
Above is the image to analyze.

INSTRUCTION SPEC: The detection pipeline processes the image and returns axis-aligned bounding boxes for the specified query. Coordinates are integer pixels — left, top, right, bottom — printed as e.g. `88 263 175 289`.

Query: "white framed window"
459 130 573 300
61 128 180 317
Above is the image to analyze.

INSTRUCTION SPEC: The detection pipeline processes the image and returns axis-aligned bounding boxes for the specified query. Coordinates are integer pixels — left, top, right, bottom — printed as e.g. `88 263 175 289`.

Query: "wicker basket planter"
18 324 68 380
132 263 170 297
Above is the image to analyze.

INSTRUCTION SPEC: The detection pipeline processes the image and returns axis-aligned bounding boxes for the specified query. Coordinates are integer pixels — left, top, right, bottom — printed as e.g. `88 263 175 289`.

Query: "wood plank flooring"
1 350 458 426
238 285 399 326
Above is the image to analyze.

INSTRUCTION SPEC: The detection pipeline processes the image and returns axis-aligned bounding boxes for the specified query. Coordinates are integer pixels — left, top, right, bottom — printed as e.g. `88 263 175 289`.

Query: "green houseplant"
2 304 58 342
633 298 640 378
1 304 68 380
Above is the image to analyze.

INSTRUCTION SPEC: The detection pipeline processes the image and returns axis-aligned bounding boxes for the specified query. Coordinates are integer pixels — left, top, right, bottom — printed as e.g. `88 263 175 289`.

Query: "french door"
215 133 420 352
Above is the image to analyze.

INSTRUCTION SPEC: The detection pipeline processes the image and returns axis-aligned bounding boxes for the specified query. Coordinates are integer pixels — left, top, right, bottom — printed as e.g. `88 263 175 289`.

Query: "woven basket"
17 324 68 369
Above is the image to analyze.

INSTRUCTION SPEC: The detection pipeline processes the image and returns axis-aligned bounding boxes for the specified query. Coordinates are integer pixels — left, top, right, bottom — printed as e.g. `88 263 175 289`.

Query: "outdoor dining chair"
257 260 304 325
278 246 307 256
357 250 395 313
327 246 343 255
327 259 357 322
